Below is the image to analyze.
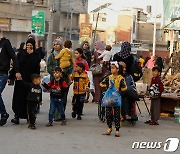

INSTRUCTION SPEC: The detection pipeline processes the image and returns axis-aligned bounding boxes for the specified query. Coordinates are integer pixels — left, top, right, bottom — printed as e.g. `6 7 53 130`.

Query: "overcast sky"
88 0 163 15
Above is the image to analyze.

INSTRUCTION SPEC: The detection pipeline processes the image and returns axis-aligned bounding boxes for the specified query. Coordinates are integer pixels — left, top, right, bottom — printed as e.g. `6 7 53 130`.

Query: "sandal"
106 128 112 135
149 121 159 125
115 131 120 137
144 120 152 124
125 115 131 120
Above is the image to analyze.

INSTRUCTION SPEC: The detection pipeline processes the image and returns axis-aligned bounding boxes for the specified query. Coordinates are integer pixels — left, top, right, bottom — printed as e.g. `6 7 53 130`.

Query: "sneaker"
11 117 20 125
46 122 53 127
72 112 76 118
61 120 66 126
77 115 82 120
0 113 9 126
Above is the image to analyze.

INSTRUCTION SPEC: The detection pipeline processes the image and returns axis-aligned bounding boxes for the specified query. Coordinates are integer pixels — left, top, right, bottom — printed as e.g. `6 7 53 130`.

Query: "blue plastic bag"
101 80 122 107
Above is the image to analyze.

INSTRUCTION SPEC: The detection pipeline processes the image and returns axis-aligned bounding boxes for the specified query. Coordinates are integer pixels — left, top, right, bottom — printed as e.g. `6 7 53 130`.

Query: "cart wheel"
98 103 101 119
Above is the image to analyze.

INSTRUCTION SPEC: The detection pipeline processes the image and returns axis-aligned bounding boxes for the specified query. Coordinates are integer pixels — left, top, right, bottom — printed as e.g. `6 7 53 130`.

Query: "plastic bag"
101 80 122 107
87 71 95 92
41 74 50 93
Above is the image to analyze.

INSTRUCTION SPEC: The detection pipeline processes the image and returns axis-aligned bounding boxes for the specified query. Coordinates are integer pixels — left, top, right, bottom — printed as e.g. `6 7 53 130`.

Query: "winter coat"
113 54 134 74
0 38 19 74
17 50 41 82
47 52 59 79
55 48 74 69
72 71 89 94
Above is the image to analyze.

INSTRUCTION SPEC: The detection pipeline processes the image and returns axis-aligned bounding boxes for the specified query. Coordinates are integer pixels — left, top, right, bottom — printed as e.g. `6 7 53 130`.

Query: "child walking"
74 48 95 103
145 67 164 125
55 40 74 83
25 74 42 129
43 67 68 126
71 63 89 120
74 48 89 71
100 61 127 137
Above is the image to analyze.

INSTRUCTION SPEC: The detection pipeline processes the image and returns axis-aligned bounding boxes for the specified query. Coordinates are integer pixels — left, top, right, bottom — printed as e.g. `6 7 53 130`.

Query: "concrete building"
0 0 88 50
79 2 118 45
116 7 169 58
137 21 169 58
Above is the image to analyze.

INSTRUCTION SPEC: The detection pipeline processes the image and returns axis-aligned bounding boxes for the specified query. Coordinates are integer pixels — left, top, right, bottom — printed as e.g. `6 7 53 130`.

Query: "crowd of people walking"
0 35 164 137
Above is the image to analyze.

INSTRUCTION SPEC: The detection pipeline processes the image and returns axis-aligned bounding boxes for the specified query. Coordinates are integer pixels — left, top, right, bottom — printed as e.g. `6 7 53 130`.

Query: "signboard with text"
163 0 180 30
79 23 92 44
32 10 45 36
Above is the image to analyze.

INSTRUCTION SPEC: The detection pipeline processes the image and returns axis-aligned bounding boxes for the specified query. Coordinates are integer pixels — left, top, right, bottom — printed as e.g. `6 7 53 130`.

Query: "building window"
102 18 106 22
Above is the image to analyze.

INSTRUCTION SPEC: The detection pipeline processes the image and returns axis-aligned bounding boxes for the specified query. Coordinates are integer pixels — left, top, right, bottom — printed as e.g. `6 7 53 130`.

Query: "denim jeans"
49 97 65 123
0 74 8 115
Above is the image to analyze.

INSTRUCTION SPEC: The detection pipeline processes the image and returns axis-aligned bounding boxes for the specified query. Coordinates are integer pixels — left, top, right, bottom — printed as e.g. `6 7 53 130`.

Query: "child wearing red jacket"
145 67 164 125
42 67 68 126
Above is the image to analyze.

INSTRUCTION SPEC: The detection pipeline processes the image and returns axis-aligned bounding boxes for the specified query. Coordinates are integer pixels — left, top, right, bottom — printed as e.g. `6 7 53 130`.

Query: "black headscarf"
80 41 90 50
26 38 36 52
118 42 131 59
19 42 25 50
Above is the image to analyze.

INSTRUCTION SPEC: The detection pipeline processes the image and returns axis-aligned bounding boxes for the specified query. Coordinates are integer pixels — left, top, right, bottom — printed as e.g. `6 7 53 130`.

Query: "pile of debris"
163 73 180 93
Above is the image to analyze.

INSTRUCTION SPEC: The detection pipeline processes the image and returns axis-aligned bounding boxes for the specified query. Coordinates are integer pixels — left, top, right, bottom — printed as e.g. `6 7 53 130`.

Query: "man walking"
0 37 21 126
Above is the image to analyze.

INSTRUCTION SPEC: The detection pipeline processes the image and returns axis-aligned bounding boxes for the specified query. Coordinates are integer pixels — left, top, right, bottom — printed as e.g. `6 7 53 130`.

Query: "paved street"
0 85 180 154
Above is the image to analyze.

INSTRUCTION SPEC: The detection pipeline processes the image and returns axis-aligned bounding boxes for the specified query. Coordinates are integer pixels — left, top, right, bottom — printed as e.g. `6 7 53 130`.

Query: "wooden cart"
160 93 180 114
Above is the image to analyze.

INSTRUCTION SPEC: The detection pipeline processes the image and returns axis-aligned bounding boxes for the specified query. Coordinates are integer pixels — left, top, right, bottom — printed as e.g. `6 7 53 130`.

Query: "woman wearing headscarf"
18 42 26 54
11 38 41 124
80 41 92 67
47 39 63 79
155 56 164 73
92 41 106 104
47 39 70 121
113 42 134 74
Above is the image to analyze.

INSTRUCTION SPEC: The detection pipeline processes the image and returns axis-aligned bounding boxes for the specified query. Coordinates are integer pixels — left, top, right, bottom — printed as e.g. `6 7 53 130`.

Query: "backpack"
130 60 143 82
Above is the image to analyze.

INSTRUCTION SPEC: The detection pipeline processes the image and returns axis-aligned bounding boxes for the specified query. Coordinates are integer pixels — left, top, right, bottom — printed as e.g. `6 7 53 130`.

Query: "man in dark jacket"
0 37 21 126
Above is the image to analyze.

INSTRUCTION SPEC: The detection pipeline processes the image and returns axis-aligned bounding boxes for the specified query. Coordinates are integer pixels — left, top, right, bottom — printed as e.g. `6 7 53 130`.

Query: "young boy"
26 74 42 130
43 67 68 126
145 67 164 125
71 63 89 120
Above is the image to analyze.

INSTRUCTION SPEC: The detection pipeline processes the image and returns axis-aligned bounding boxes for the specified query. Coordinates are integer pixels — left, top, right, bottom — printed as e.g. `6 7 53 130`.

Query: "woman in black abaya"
11 39 41 124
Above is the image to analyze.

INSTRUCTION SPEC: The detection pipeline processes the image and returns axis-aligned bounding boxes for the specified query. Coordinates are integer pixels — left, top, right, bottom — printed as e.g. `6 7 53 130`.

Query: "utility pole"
152 0 157 57
69 6 73 40
169 30 174 75
46 0 54 60
65 0 70 40
91 12 99 50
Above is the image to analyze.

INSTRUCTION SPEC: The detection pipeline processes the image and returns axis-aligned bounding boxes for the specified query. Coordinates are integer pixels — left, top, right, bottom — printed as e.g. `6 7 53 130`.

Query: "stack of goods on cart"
162 51 180 94
163 73 180 93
